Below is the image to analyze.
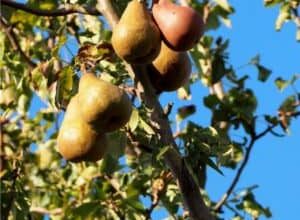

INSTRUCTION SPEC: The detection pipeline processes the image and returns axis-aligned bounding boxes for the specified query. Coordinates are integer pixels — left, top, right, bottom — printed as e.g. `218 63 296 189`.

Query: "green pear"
149 42 191 91
58 95 108 162
111 0 161 64
78 73 132 132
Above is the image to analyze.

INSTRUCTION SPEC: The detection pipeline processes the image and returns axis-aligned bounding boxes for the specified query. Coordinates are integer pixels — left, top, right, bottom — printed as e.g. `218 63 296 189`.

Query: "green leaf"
139 119 155 135
156 145 172 161
176 105 196 122
56 65 74 107
279 95 297 112
10 11 40 26
275 3 291 31
275 77 289 91
264 0 284 7
106 131 127 159
275 75 299 91
72 202 100 218
214 0 234 13
206 158 224 175
236 192 272 218
264 115 279 125
203 94 220 109
124 198 145 212
205 9 221 30
100 154 121 175
211 54 227 84
177 85 191 100
231 216 243 220
0 32 5 66
128 108 139 132
256 64 272 82
52 35 67 57
220 16 232 28
17 94 30 116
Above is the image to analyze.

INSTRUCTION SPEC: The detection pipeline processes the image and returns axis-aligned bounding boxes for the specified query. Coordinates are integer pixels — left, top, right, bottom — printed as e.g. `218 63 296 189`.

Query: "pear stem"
98 1 214 220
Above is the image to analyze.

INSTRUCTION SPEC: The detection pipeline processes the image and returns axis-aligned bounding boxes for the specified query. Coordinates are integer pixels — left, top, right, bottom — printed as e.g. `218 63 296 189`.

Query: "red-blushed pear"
152 0 204 51
111 0 161 64
57 95 107 162
77 73 132 132
148 42 191 92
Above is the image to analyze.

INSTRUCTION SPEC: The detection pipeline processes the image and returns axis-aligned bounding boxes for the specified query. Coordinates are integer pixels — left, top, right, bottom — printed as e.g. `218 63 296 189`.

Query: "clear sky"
29 0 300 219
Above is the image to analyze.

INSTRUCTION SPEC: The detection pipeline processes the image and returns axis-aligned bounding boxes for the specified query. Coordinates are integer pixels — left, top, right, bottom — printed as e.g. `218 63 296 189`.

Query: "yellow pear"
148 42 191 92
111 0 161 64
78 73 132 132
57 95 107 162
72 133 108 163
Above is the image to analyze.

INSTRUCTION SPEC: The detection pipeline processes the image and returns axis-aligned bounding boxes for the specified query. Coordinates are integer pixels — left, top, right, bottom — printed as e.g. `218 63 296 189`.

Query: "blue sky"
29 0 300 219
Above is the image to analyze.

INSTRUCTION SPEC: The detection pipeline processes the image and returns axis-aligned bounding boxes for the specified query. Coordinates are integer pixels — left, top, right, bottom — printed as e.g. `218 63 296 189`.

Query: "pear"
58 95 108 162
111 0 161 64
152 0 204 51
72 134 108 163
78 73 132 132
148 42 191 92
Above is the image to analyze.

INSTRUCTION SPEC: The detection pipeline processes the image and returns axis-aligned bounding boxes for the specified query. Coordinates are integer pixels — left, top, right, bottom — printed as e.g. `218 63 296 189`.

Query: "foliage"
0 0 299 220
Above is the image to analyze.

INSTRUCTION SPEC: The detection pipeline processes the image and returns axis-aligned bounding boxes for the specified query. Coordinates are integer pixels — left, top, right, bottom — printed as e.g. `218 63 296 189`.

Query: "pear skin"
78 73 132 132
71 134 108 163
152 0 204 51
111 0 161 64
149 42 191 92
57 95 98 161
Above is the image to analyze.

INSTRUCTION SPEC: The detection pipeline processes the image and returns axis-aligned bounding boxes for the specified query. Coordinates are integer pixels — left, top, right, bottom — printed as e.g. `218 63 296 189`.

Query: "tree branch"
97 1 214 219
1 0 101 17
30 207 62 215
213 138 256 211
214 122 280 211
0 16 36 68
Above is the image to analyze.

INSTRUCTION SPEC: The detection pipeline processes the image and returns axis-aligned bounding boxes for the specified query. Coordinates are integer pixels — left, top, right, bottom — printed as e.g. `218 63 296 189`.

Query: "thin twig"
214 138 256 211
224 203 243 218
30 207 63 215
1 0 101 17
0 16 36 68
214 119 293 211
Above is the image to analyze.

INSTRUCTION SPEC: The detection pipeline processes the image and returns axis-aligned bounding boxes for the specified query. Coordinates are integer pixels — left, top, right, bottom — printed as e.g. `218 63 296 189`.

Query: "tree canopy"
0 0 299 220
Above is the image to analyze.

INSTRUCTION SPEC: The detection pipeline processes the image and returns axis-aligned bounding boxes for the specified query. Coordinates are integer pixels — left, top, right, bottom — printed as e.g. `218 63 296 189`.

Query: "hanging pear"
152 0 204 51
57 95 108 162
148 42 191 92
111 0 161 64
78 73 132 132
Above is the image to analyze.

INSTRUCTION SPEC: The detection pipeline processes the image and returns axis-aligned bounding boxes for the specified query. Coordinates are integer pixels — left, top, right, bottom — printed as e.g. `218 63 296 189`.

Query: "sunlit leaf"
256 64 272 82
128 108 139 132
139 119 155 135
214 0 234 13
